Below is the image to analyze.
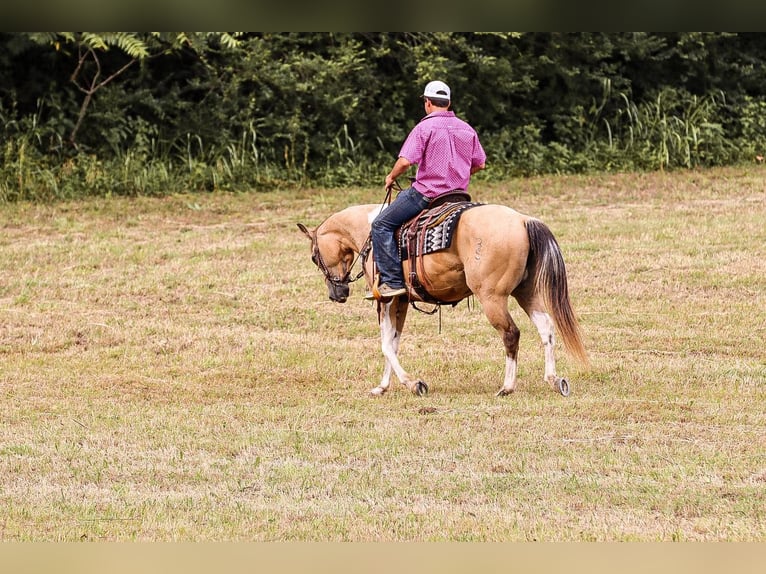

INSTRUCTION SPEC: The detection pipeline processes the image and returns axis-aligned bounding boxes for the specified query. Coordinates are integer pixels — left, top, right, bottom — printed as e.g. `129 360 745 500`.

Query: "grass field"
1 166 765 541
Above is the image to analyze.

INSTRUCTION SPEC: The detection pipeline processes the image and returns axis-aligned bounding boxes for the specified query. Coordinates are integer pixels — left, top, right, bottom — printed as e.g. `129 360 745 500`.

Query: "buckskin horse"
297 197 588 397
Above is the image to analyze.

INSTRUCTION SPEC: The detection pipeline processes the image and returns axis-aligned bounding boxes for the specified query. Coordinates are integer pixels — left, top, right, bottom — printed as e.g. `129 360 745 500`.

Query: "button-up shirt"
398 111 486 199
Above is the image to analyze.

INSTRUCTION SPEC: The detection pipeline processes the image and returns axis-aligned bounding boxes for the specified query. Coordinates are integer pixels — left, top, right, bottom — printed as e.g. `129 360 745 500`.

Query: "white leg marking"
531 310 557 385
497 353 518 395
371 300 410 394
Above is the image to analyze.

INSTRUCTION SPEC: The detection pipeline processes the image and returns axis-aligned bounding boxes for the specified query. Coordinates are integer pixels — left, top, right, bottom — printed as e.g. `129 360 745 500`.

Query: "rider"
370 80 487 299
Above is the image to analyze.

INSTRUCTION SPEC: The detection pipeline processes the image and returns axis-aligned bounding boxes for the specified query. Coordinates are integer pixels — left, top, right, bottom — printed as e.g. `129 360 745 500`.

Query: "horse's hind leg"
516 293 560 391
530 310 559 390
477 295 521 396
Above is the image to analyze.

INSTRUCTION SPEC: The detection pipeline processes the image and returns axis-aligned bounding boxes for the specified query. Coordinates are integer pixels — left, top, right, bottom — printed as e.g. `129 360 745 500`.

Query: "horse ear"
297 223 313 240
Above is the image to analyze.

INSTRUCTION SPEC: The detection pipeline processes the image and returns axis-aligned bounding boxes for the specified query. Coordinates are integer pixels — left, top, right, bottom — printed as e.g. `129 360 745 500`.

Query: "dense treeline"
2 32 765 202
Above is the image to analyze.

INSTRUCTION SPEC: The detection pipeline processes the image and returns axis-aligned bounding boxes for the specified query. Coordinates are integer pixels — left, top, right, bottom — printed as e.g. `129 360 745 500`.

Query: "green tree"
3 32 766 201
24 33 240 148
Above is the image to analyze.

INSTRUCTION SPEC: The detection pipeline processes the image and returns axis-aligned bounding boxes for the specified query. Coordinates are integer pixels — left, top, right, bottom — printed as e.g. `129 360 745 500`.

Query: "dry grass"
1 166 765 541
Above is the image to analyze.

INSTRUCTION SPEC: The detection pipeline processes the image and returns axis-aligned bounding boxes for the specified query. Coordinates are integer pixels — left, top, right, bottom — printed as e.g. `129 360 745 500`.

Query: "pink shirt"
399 111 486 199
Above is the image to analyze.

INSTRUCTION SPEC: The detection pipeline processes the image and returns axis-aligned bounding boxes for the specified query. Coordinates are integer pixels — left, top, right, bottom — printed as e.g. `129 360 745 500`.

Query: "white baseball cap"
423 80 451 100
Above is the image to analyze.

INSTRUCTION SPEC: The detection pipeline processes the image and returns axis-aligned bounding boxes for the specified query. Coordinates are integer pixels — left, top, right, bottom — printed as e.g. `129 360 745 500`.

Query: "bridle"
309 181 396 290
311 234 370 288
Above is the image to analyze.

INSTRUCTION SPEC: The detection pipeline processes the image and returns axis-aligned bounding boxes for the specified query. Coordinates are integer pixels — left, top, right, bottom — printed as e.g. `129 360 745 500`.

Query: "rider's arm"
385 156 413 189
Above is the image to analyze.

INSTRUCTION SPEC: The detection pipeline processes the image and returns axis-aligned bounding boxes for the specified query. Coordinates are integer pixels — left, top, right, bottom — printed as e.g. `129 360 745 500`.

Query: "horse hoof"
495 388 514 397
413 381 428 396
557 377 570 397
370 387 386 397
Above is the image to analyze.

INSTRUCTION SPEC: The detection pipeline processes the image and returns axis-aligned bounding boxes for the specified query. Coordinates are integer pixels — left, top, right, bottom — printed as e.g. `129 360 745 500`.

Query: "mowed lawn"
1 166 764 541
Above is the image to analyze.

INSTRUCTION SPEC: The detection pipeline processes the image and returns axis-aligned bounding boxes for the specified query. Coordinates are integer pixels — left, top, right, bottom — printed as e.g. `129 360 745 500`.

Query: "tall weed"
0 86 759 203
609 88 735 170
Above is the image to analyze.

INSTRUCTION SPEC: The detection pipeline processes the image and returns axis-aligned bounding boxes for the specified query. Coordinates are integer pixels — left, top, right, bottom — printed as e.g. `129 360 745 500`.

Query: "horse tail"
525 218 589 366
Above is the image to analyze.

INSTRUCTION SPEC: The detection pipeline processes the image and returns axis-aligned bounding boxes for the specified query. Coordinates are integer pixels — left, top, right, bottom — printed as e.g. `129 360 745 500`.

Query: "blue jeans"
371 186 430 288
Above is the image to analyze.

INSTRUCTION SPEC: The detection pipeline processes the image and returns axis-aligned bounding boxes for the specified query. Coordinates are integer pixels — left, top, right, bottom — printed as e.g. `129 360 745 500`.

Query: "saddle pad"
399 201 482 259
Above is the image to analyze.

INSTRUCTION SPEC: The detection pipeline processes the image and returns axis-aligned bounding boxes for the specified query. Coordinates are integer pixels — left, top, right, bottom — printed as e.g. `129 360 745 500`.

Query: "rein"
315 179 401 287
313 235 368 287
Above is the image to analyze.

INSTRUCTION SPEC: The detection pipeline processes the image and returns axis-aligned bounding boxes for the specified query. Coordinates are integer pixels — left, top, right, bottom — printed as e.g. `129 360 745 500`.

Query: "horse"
297 200 588 398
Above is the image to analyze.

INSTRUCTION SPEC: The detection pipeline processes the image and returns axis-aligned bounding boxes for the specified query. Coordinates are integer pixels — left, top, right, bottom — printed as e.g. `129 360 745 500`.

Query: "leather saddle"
395 191 482 304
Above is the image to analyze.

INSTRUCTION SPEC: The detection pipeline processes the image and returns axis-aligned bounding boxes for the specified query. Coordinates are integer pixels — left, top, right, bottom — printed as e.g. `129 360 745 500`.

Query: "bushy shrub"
2 32 766 202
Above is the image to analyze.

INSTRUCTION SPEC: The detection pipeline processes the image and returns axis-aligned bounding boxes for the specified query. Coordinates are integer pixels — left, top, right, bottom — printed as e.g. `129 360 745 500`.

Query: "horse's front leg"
370 297 428 396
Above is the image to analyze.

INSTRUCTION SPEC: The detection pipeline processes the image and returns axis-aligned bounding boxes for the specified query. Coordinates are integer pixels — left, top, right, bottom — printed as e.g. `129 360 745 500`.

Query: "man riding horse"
370 80 487 299
298 81 586 397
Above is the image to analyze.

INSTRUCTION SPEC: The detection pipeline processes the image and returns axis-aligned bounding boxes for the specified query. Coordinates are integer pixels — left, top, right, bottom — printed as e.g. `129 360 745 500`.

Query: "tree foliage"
1 32 765 201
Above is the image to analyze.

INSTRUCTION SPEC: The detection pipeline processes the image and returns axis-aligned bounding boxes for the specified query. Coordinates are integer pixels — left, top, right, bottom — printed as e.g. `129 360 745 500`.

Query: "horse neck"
322 205 375 253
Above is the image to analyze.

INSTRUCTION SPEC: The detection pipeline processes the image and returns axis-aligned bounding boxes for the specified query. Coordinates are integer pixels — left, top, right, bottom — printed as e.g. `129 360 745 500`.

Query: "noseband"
312 236 369 287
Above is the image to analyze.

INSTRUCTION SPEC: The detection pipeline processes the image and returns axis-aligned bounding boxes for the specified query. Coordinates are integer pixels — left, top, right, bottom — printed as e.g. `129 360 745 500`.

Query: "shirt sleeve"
472 135 487 167
398 124 424 165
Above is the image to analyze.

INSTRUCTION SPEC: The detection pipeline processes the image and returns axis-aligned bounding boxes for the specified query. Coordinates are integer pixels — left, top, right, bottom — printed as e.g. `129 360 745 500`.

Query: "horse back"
406 204 531 303
453 204 530 257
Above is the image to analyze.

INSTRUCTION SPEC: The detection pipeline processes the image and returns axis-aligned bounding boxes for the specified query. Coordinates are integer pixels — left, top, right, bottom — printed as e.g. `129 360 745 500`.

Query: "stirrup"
368 275 407 300
377 283 407 298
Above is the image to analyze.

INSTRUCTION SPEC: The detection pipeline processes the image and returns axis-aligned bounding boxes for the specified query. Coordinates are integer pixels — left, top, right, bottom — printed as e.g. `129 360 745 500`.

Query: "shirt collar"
420 110 455 121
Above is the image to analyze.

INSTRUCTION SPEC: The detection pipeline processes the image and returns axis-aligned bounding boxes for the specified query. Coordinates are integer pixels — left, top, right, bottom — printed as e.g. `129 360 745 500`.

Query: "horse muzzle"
327 282 349 303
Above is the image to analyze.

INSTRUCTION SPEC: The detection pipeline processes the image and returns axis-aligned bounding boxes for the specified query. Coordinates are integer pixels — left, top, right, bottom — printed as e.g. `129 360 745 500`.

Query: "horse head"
297 222 351 303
